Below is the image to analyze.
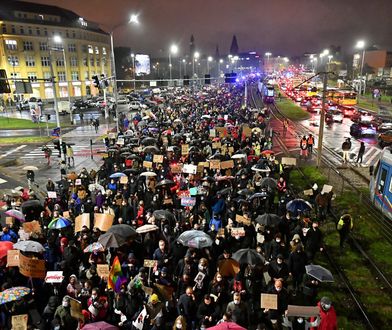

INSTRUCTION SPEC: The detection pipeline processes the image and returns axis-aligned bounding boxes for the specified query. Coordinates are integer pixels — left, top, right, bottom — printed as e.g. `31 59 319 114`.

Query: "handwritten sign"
11 314 28 330
181 197 196 207
94 213 114 232
47 191 57 199
97 264 110 278
221 160 234 169
170 164 183 174
6 217 14 225
178 190 190 198
75 179 82 186
108 132 116 140
45 271 64 283
69 297 83 320
228 146 235 155
116 137 125 145
22 220 41 234
120 176 128 184
287 305 320 317
19 253 45 278
235 214 251 226
260 293 278 310
209 160 221 170
143 259 157 268
182 164 197 175
75 213 90 233
304 189 313 196
181 144 189 155
143 161 153 169
7 250 20 267
209 129 216 138
321 184 333 194
199 161 209 168
231 227 245 237
153 154 164 163
281 157 297 166
212 142 222 149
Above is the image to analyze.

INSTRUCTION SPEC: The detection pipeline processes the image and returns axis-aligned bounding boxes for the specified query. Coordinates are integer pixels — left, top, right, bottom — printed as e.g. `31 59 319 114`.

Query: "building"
0 0 111 102
353 49 392 79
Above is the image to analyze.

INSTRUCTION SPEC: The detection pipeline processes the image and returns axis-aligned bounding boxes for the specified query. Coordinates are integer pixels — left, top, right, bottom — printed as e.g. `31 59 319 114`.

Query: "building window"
5 40 17 50
58 72 66 82
1 24 6 34
11 25 16 34
96 58 100 67
8 55 19 66
27 72 37 80
68 44 76 52
25 56 35 67
39 42 48 51
102 47 107 55
90 57 95 66
56 57 65 67
88 45 93 54
28 26 33 35
10 72 21 79
66 30 69 38
81 45 87 53
23 41 34 51
19 26 24 34
44 28 48 36
82 58 88 66
95 46 99 55
43 72 51 80
41 56 50 66
72 31 76 38
36 27 40 35
71 71 79 81
70 57 78 66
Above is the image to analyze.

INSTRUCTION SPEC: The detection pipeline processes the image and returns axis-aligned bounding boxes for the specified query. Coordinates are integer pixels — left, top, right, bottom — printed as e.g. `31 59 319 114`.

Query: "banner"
7 250 20 267
181 197 196 207
45 271 64 283
19 253 45 278
75 213 90 233
94 213 114 232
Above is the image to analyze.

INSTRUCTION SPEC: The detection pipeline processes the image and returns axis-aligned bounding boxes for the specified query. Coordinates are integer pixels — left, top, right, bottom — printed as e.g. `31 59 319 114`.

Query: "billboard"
135 54 150 76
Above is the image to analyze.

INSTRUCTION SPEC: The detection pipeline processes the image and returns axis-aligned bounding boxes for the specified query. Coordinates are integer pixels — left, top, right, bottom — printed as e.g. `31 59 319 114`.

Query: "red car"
339 105 356 117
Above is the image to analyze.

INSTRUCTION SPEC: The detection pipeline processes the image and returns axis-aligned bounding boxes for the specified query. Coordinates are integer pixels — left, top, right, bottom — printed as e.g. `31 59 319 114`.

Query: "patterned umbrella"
4 209 25 222
0 242 14 259
48 217 71 229
83 242 105 253
177 230 213 249
0 287 31 305
109 172 126 179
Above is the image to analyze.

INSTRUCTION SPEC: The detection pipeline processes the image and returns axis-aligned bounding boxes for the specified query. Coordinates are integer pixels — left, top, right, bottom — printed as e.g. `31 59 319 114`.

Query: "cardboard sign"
321 184 333 194
182 164 197 175
75 213 90 233
231 227 245 237
11 314 28 330
235 214 251 226
217 228 225 237
94 213 114 232
228 146 235 155
216 127 228 137
19 253 45 278
304 189 313 196
97 264 110 278
153 154 164 163
260 293 278 310
47 191 57 199
197 164 204 174
22 220 41 234
108 132 116 140
45 271 64 283
181 144 189 155
120 176 129 184
6 217 14 225
281 157 297 166
286 305 320 317
143 259 157 268
155 283 174 301
69 297 83 320
170 164 183 174
212 142 222 149
181 197 196 207
194 271 206 284
7 250 20 267
199 161 209 168
143 161 153 169
209 129 216 138
63 211 70 219
221 160 234 169
209 160 221 170
117 137 125 145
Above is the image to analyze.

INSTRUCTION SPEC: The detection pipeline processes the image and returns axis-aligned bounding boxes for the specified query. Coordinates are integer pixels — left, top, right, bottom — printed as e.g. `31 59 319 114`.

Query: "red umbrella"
0 242 14 259
82 321 119 330
261 149 274 156
207 322 246 330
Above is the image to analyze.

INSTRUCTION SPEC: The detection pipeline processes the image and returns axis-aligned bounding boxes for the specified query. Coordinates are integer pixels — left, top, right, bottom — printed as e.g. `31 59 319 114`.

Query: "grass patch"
275 96 310 121
357 99 380 112
290 166 327 191
0 136 54 144
0 117 56 129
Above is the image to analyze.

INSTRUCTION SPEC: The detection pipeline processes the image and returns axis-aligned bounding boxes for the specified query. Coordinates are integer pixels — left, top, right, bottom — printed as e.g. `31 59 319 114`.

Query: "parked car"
129 101 147 110
72 99 89 110
378 130 392 147
350 122 377 137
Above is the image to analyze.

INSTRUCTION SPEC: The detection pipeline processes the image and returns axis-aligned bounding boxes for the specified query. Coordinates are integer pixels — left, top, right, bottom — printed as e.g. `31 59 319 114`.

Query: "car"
17 100 30 111
117 96 128 105
377 122 392 133
351 110 374 123
378 130 392 147
72 99 89 110
339 105 356 117
326 109 344 123
350 122 377 137
129 101 144 110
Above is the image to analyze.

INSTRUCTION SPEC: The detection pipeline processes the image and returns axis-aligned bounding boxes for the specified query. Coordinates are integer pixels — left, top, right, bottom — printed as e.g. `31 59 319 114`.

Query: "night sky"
28 0 392 57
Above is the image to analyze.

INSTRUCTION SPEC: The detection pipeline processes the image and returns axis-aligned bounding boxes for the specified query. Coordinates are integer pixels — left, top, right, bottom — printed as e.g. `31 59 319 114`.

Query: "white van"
58 101 71 114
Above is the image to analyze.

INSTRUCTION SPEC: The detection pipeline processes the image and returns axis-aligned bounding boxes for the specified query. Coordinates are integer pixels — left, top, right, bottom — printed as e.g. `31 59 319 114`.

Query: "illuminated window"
39 42 48 51
95 46 99 55
68 44 76 52
56 57 65 67
88 45 93 54
71 71 79 81
58 72 66 81
70 57 78 66
5 40 17 50
43 72 51 80
8 55 19 66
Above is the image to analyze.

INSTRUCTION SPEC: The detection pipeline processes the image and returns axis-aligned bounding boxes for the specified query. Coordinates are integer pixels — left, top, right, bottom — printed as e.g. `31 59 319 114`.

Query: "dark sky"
29 0 392 57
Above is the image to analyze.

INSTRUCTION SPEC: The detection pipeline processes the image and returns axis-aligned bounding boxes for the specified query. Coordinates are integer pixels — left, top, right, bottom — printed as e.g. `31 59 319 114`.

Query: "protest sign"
45 271 64 283
217 228 225 237
321 184 333 194
7 250 20 267
6 217 14 225
177 190 190 198
94 213 114 232
170 164 183 173
221 160 234 169
116 137 125 145
286 305 320 317
75 179 82 186
47 191 57 199
75 213 90 233
11 314 28 330
231 227 245 237
143 161 153 169
209 129 216 138
216 127 228 137
260 293 278 309
304 189 313 196
120 176 128 184
228 146 235 154
69 298 83 319
153 154 164 163
209 160 221 170
281 157 297 166
143 259 157 268
235 214 251 226
19 253 45 278
194 271 206 284
97 264 110 278
242 125 252 137
108 132 116 140
182 164 197 175
212 142 222 149
181 144 189 155
141 285 154 295
181 197 196 207
22 220 41 234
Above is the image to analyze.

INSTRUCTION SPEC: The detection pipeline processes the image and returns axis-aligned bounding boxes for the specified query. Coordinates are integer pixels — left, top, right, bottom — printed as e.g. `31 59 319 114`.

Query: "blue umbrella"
286 198 312 214
48 217 71 229
109 172 126 179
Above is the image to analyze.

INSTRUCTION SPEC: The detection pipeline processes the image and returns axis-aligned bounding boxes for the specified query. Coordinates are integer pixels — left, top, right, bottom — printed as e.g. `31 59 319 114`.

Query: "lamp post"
108 13 139 132
207 56 213 73
169 44 178 83
130 53 136 91
218 59 223 78
356 40 366 97
193 51 200 77
182 59 186 77
265 52 272 73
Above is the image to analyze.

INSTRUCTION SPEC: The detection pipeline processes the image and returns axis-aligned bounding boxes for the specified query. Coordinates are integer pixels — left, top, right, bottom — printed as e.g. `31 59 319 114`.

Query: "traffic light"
224 72 237 83
204 74 211 85
92 75 100 88
0 69 11 93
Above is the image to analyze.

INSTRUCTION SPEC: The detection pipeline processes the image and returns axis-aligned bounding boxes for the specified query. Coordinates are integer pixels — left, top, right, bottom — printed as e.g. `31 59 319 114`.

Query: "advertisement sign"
135 54 151 76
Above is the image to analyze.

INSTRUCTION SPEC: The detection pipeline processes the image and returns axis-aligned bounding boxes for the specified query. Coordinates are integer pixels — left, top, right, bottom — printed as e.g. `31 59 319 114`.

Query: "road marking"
365 149 380 166
0 145 27 159
362 148 374 160
0 178 7 185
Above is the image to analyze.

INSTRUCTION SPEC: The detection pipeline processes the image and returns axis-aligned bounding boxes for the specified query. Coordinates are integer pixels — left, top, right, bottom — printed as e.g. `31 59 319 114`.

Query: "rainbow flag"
108 256 127 292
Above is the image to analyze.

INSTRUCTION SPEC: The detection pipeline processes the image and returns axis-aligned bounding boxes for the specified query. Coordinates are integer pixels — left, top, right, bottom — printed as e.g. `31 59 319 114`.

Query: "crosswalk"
20 144 106 160
62 124 111 138
328 144 381 166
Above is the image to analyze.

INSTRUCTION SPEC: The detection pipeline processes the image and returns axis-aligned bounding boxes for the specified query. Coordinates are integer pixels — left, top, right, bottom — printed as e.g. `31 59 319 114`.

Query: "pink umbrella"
82 322 119 330
207 322 246 330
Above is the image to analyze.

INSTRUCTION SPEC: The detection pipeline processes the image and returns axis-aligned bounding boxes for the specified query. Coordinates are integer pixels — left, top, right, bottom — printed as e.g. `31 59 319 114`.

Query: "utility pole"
317 72 328 167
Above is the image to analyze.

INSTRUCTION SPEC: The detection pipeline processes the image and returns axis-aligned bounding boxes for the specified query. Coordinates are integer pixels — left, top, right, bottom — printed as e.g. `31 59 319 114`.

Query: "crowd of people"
0 83 338 330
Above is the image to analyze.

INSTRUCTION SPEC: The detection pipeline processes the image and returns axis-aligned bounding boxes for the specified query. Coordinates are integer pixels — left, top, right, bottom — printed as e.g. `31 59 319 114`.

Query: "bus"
263 84 275 104
327 89 357 106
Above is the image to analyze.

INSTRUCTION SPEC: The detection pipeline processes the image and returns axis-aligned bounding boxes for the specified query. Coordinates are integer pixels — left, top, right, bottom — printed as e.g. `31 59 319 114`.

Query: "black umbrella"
123 168 139 175
260 177 278 190
286 199 312 213
232 248 265 265
202 176 215 182
107 224 138 238
126 154 141 160
305 265 334 282
248 192 268 200
98 232 127 249
141 137 157 146
255 213 281 226
153 210 175 221
156 179 175 188
217 187 232 195
120 152 132 157
237 189 252 196
143 146 160 154
21 200 42 209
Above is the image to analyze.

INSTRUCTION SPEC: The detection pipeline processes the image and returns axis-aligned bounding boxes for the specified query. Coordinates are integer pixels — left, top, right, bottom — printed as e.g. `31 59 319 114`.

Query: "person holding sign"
265 279 289 326
54 296 78 330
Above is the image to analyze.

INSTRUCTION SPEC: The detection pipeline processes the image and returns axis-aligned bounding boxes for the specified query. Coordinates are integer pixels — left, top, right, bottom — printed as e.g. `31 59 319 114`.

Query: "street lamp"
169 44 178 82
207 56 213 73
328 55 333 63
265 52 272 73
182 59 186 76
109 13 139 132
130 53 136 90
356 40 366 97
193 51 200 77
218 59 223 77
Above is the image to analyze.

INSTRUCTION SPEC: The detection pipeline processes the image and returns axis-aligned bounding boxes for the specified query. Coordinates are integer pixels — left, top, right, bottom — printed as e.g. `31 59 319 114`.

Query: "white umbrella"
231 154 247 159
136 224 159 234
88 183 105 193
14 240 45 253
140 171 157 177
23 166 38 171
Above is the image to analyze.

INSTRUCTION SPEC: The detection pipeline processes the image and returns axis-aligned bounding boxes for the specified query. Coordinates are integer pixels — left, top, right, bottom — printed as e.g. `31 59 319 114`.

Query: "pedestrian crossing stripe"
329 146 380 165
20 145 106 159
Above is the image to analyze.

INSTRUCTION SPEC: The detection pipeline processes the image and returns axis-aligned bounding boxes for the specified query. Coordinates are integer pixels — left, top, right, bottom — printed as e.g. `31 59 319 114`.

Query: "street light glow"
265 52 272 57
131 53 135 58
219 59 224 63
322 49 329 55
170 44 178 54
53 35 62 43
208 56 213 62
129 14 139 24
194 51 200 59
283 57 289 63
356 40 365 49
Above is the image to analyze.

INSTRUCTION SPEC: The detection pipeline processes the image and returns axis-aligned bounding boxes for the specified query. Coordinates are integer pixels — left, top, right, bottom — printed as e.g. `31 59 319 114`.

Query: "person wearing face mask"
268 254 289 283
225 292 249 328
305 220 324 263
265 279 289 326
314 296 337 330
172 315 187 330
288 245 308 295
209 272 229 307
177 287 197 330
53 296 78 330
270 233 287 260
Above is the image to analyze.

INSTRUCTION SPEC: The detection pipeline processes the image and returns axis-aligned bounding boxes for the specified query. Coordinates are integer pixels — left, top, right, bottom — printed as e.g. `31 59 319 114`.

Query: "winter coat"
226 301 249 327
288 250 307 276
